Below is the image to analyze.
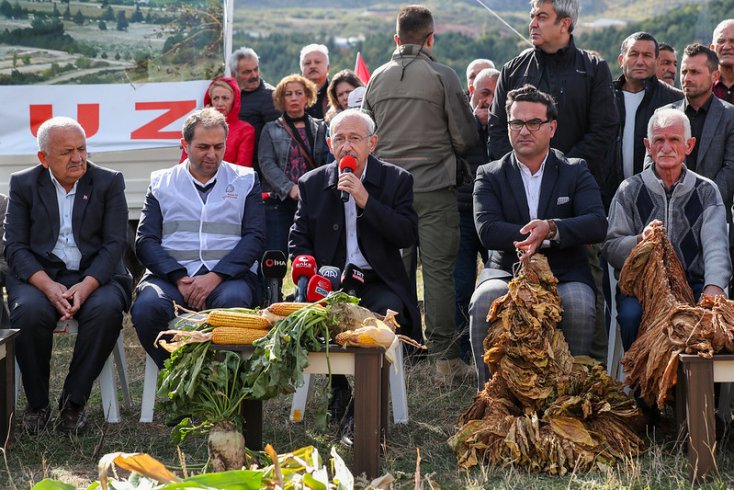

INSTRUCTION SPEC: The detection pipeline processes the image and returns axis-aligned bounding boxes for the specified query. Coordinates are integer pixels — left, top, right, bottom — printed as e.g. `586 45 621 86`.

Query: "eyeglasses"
331 134 371 146
508 119 551 132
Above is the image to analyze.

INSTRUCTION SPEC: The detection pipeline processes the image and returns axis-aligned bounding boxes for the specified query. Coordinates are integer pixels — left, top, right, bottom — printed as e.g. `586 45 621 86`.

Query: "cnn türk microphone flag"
354 52 371 84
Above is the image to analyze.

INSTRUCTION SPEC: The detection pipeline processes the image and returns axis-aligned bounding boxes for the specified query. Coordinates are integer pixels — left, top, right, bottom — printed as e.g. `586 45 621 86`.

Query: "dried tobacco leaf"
619 223 734 408
451 254 644 474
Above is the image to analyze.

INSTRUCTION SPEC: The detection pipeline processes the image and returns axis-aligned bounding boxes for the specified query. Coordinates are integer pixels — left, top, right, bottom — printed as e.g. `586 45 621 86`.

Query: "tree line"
236 0 733 89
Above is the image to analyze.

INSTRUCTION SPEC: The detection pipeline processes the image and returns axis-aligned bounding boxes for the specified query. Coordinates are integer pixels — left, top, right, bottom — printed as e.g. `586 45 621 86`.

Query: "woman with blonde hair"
259 74 329 254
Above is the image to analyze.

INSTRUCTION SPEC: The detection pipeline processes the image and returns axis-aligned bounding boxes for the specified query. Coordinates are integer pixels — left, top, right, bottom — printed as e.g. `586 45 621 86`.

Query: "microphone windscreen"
341 263 365 295
291 255 317 283
318 265 341 290
306 274 332 302
262 250 287 279
338 155 357 173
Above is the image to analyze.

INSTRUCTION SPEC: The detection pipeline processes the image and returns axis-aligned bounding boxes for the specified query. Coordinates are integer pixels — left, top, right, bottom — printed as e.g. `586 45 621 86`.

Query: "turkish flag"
354 52 371 84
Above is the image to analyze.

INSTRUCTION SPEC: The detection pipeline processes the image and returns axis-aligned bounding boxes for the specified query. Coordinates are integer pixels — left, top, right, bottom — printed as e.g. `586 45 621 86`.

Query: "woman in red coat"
181 77 255 166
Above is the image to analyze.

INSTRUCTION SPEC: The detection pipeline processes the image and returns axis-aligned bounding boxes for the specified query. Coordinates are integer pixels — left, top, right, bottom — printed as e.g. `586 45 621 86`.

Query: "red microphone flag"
354 52 371 85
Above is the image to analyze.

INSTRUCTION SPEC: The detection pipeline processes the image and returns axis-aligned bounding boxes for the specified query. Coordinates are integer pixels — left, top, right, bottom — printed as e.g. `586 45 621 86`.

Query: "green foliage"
62 4 71 20
0 17 97 60
102 5 115 21
0 1 11 19
73 8 84 26
98 20 107 31
116 10 128 31
576 0 734 78
131 5 144 23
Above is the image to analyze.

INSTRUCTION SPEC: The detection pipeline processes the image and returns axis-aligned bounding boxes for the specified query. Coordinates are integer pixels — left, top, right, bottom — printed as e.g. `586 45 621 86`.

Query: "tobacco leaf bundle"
619 224 734 408
451 254 643 474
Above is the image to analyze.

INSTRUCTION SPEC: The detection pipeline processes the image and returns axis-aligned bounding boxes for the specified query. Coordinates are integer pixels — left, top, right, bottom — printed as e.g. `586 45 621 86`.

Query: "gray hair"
647 108 691 141
530 0 579 33
329 109 375 136
299 44 329 71
37 117 86 153
182 107 229 144
229 47 259 75
713 19 734 45
466 58 495 83
474 68 500 86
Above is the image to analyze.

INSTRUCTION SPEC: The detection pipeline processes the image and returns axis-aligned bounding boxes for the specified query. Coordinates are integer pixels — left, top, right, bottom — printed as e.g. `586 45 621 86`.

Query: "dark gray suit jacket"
474 148 607 289
3 162 132 300
650 96 734 212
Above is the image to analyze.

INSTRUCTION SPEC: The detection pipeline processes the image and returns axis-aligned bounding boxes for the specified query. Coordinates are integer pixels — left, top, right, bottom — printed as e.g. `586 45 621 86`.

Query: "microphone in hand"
338 155 357 203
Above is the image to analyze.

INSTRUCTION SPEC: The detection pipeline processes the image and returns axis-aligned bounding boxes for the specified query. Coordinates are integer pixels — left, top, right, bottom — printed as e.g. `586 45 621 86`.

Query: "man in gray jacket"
603 108 731 351
362 4 478 383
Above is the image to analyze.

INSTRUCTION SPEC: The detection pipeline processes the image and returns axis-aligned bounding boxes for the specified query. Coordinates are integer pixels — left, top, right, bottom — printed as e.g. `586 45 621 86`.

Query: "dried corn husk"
451 254 644 474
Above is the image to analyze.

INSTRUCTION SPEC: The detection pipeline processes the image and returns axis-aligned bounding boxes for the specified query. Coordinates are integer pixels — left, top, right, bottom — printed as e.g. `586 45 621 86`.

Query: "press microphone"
306 274 333 303
291 255 317 302
339 155 357 203
261 250 287 305
318 265 341 291
341 263 365 297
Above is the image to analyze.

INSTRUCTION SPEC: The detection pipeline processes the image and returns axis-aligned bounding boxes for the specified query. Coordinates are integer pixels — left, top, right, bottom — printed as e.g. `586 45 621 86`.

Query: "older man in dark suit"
3 117 132 434
468 86 607 390
289 109 419 441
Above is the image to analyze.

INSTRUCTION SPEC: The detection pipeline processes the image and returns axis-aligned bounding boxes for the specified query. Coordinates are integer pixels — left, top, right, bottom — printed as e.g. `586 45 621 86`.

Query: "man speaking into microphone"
289 109 420 441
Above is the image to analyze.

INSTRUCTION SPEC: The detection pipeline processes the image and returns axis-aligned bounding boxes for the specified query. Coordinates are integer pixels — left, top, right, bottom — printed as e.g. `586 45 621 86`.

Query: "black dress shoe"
57 404 87 434
22 406 51 435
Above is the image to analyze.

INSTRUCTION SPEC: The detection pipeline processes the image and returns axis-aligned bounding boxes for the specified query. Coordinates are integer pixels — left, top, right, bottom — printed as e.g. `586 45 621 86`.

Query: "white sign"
0 80 211 155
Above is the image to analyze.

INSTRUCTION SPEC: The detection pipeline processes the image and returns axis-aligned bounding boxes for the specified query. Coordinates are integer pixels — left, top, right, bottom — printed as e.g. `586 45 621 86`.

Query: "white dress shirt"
50 174 82 271
343 161 371 270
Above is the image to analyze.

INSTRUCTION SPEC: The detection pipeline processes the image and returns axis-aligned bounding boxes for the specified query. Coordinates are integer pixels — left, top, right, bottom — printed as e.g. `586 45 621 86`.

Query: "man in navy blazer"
649 43 734 215
468 86 607 390
289 109 420 440
3 117 132 434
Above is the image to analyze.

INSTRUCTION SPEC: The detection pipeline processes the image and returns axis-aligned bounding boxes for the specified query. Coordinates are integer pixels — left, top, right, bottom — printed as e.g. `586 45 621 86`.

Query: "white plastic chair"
140 354 158 423
606 264 626 382
289 344 409 425
15 319 130 423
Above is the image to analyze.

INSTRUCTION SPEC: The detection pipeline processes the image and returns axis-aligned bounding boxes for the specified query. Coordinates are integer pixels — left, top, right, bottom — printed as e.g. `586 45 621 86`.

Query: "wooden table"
675 353 734 482
0 329 20 445
212 344 389 478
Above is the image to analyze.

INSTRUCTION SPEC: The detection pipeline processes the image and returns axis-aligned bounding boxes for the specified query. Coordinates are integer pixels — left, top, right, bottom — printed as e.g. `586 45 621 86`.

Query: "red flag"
354 52 371 84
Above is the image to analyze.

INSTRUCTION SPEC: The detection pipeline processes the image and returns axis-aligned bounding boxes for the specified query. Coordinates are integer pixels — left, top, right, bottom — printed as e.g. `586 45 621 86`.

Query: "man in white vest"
131 108 265 368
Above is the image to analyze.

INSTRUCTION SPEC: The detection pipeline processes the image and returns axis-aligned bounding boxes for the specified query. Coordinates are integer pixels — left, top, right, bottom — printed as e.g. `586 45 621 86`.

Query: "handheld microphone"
306 274 333 303
341 263 365 297
291 255 317 302
318 265 341 291
261 192 271 202
338 155 357 203
261 250 287 305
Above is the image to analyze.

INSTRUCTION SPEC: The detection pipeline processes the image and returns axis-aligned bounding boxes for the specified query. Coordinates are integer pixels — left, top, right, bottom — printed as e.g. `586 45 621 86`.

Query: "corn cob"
211 326 267 345
266 302 322 317
207 310 272 330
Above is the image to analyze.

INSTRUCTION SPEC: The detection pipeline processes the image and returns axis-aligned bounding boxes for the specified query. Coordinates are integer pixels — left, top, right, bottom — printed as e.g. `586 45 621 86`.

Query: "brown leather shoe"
435 358 476 387
22 406 51 434
57 405 87 434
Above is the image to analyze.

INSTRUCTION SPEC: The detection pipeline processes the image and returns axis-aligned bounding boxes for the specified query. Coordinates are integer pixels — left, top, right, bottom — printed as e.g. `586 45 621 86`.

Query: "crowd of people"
2 0 734 444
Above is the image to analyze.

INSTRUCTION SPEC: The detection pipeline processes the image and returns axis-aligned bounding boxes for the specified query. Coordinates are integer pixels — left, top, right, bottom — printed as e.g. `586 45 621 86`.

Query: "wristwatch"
545 219 558 241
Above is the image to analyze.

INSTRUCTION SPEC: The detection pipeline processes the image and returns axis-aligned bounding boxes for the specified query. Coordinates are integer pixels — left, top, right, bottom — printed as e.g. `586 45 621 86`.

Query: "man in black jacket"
488 0 618 201
229 47 280 168
454 67 498 360
606 32 683 210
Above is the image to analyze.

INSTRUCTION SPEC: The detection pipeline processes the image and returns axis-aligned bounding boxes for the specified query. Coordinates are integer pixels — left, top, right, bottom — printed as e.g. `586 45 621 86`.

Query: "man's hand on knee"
62 276 100 318
187 273 223 310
